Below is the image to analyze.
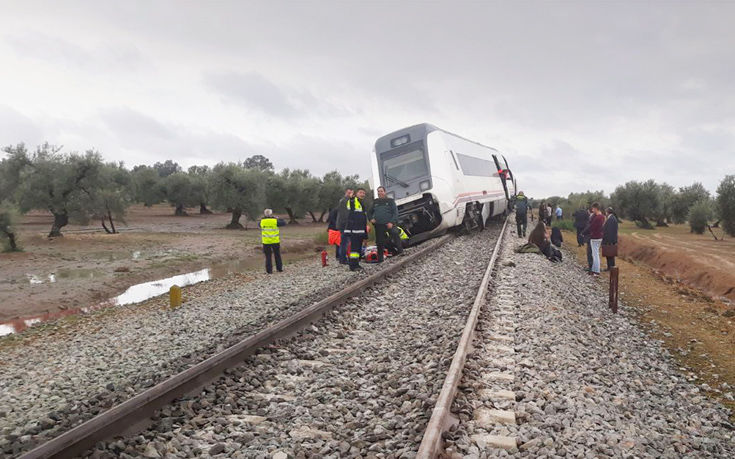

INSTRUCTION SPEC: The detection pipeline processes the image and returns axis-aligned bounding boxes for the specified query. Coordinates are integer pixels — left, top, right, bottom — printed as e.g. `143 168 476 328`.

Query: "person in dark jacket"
573 208 588 246
335 188 353 264
368 186 400 262
344 188 368 271
515 191 529 238
587 203 605 275
602 207 619 270
551 226 563 247
327 207 341 261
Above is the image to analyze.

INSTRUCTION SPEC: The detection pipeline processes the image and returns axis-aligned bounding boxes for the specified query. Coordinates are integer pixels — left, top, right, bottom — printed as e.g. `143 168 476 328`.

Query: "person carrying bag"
602 207 618 270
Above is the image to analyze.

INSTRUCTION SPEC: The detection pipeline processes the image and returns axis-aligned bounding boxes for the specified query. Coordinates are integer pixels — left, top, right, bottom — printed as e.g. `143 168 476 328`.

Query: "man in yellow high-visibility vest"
260 208 284 274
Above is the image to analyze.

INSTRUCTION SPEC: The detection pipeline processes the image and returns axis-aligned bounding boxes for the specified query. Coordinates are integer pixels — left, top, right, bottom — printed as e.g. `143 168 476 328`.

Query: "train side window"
449 150 460 171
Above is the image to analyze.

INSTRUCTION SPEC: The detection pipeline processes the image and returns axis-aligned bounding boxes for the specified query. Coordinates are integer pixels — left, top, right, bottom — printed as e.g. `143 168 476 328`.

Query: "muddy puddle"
0 256 304 337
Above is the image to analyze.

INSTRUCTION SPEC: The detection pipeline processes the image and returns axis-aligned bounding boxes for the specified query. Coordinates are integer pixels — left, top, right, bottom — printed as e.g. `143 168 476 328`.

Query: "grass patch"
552 220 576 231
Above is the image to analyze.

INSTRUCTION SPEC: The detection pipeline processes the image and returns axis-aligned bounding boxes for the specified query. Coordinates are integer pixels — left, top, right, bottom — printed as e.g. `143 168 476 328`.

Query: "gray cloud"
1 1 734 198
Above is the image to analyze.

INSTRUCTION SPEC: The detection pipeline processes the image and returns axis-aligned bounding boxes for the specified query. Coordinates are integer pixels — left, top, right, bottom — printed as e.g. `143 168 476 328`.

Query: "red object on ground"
321 249 328 267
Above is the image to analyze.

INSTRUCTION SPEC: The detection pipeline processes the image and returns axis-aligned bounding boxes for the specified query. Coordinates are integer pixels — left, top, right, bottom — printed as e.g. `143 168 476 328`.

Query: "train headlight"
387 191 395 199
419 180 431 191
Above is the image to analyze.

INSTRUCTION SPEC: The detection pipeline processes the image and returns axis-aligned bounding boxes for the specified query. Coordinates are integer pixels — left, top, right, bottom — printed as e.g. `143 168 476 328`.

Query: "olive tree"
315 171 361 222
671 182 710 224
15 145 103 237
688 199 712 234
188 165 212 214
716 175 735 237
611 180 659 229
89 162 133 233
243 154 274 171
0 201 20 251
131 165 166 206
209 163 266 229
163 172 199 216
0 144 32 201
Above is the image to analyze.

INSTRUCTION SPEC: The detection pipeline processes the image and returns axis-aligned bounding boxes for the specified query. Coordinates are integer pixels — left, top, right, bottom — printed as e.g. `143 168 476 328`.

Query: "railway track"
20 219 509 458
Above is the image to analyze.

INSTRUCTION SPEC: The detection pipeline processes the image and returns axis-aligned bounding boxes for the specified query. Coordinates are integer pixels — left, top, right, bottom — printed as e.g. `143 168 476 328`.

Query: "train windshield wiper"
385 173 409 188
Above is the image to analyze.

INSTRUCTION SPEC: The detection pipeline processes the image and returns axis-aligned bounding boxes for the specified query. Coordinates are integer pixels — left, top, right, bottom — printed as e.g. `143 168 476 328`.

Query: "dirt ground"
563 229 735 418
0 205 325 323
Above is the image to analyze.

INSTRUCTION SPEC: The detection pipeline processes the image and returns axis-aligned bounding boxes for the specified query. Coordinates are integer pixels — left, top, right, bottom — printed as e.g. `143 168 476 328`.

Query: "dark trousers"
347 234 365 269
516 214 527 237
339 230 350 263
375 223 388 262
606 256 616 269
263 243 283 274
575 227 584 246
334 244 340 261
586 239 592 269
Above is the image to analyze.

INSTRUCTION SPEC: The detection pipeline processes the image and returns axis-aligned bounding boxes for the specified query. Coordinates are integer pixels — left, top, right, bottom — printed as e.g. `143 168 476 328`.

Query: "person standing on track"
368 186 399 263
344 188 368 271
260 208 285 274
514 191 529 238
335 187 353 264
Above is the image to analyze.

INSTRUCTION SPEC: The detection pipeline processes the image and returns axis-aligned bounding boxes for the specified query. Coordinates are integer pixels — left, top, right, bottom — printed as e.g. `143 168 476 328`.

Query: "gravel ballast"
0 242 438 457
86 227 503 458
448 230 735 457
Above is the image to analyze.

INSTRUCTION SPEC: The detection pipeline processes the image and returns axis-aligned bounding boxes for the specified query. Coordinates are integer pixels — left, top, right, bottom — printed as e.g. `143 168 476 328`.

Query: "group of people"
515 194 618 273
326 186 408 271
258 186 409 274
573 204 618 276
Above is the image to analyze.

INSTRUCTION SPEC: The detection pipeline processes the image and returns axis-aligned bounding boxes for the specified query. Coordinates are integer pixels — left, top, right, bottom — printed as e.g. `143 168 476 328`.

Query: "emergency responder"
368 186 399 263
344 188 368 271
335 188 353 264
260 208 285 274
385 225 409 255
515 191 529 238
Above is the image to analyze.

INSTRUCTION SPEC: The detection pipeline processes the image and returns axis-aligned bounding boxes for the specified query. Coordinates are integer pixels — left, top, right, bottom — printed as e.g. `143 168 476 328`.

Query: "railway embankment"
448 230 734 457
0 243 432 457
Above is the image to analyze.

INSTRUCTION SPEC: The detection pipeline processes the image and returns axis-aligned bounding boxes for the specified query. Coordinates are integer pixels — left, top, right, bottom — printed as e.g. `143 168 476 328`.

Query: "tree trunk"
637 217 654 230
318 210 327 223
49 212 69 237
101 218 112 234
308 211 318 223
108 210 117 234
3 231 18 251
285 207 299 224
226 209 244 229
174 204 188 216
656 218 669 227
199 203 213 214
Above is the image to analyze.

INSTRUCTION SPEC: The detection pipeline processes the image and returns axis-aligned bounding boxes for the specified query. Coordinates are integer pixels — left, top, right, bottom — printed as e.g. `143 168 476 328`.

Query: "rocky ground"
0 239 440 458
84 228 502 458
448 229 735 457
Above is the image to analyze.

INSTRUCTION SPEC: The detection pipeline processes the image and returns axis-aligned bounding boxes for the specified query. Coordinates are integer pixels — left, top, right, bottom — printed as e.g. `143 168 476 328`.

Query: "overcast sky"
1 0 733 198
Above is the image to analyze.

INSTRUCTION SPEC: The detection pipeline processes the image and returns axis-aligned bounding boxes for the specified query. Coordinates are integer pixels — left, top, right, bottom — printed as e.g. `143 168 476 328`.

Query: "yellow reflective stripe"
349 252 360 258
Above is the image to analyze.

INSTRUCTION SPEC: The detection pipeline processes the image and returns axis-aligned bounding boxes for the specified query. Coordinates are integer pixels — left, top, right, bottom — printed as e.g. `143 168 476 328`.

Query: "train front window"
382 148 429 185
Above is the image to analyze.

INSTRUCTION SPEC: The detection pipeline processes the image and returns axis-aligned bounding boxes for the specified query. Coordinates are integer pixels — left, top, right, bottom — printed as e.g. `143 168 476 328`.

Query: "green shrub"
552 220 575 231
688 200 712 234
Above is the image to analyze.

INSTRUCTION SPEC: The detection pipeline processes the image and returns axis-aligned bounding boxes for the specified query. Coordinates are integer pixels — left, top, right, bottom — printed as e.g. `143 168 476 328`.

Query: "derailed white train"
371 123 516 243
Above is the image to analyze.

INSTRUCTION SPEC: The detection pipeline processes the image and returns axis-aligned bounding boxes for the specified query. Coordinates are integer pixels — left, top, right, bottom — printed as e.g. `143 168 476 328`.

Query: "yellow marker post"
169 285 182 309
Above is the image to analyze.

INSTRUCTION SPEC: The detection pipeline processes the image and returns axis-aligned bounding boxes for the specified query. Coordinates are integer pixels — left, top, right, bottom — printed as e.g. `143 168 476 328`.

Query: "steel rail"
417 216 509 457
20 234 453 459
